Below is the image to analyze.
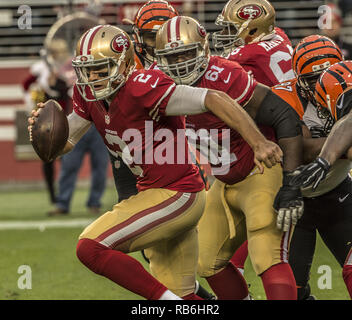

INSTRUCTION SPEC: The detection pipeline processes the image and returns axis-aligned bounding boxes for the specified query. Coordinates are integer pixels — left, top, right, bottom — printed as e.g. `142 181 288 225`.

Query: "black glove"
274 172 304 232
309 126 328 138
289 157 331 191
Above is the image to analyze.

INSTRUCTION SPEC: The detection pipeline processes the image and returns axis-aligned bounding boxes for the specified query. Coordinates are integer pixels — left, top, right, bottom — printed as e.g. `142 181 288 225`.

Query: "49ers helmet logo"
111 34 130 53
237 5 263 20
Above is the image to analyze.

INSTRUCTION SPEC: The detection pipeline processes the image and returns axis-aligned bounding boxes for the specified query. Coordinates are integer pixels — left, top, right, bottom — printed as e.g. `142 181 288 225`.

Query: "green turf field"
0 185 349 300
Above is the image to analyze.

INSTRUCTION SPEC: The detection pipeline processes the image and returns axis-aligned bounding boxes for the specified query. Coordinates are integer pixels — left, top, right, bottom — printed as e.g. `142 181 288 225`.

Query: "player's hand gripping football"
27 100 69 162
289 157 331 191
274 172 304 232
253 140 283 173
28 102 45 139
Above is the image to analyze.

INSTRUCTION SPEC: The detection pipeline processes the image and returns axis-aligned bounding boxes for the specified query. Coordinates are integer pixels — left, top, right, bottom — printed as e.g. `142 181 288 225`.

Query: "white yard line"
0 218 94 231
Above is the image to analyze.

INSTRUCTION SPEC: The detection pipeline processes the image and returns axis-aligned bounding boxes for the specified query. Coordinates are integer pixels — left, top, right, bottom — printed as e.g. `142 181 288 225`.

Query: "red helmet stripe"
175 16 181 41
80 25 104 56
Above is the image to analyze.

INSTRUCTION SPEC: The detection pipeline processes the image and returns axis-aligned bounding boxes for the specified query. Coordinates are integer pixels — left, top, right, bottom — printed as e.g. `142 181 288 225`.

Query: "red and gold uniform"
73 28 205 296
227 28 294 87
184 55 290 276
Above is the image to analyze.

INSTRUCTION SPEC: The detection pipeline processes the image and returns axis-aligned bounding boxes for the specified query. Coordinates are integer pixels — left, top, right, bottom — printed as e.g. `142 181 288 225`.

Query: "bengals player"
272 35 352 300
28 25 281 300
290 60 352 299
124 0 178 69
156 16 305 300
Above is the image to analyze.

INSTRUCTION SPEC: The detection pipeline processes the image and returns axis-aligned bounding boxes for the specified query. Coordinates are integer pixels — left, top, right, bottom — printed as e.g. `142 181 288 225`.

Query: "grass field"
0 184 349 300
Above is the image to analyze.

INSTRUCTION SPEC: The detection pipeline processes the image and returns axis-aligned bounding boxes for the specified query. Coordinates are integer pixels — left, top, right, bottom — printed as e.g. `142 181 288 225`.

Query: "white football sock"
159 290 183 300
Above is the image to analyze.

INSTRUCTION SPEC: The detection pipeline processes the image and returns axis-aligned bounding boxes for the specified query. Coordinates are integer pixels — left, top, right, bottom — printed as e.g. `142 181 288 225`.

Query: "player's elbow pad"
255 90 302 139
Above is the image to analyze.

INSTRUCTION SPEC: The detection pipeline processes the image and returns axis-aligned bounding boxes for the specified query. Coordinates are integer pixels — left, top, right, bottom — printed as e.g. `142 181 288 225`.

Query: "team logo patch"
198 25 207 38
105 114 110 124
237 5 263 20
111 34 130 53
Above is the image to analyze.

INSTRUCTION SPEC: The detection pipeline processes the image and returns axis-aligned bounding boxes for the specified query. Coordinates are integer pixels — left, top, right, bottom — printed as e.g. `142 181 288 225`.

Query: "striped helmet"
132 0 178 65
315 60 352 129
72 25 135 101
292 35 343 103
156 16 209 85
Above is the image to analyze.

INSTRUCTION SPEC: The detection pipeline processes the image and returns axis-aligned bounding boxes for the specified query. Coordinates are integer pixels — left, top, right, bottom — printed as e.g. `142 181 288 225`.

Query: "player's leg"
197 179 250 300
314 176 352 298
76 188 205 299
109 153 138 202
230 240 248 275
288 220 317 300
230 164 297 300
48 139 86 215
343 249 352 299
86 126 109 212
42 160 56 204
144 227 203 299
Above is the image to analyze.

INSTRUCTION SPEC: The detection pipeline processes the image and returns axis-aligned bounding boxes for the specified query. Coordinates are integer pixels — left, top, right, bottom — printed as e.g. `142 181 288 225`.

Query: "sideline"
0 218 94 231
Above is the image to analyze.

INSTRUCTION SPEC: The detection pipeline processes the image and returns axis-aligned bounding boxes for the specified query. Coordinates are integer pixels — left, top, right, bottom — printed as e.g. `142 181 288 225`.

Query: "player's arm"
243 83 304 232
244 83 303 172
28 102 91 156
318 112 352 165
165 85 283 172
290 110 352 191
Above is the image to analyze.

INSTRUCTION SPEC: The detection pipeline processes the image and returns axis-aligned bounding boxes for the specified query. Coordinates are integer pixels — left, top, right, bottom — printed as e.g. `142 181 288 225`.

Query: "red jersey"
73 68 204 193
186 55 276 185
227 28 294 87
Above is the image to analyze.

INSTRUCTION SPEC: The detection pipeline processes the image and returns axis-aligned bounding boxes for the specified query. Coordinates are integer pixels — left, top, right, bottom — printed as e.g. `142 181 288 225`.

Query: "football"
30 99 69 162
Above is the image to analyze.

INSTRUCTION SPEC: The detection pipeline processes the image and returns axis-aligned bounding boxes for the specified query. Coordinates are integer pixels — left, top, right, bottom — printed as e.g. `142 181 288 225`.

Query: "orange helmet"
292 35 343 103
315 61 352 131
132 0 178 65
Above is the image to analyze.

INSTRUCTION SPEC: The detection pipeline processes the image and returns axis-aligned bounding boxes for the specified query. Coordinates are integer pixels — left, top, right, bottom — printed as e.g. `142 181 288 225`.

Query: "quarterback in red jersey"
213 0 294 87
29 24 281 300
156 16 305 300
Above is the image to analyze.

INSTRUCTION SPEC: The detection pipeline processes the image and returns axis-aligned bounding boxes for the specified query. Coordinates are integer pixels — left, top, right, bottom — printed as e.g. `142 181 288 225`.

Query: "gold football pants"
79 188 206 296
198 164 293 276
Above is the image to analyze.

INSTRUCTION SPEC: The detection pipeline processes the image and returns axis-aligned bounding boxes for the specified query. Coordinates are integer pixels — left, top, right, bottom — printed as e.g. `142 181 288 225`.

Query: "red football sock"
260 263 297 300
342 264 352 299
182 293 203 300
76 238 167 300
230 240 248 270
206 262 249 300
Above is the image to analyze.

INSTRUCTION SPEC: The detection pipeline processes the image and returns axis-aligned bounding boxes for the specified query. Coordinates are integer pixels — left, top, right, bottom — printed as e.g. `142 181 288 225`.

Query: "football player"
119 1 213 299
213 0 294 87
212 0 295 276
289 60 352 299
156 16 304 300
28 25 282 300
272 35 352 299
111 0 179 203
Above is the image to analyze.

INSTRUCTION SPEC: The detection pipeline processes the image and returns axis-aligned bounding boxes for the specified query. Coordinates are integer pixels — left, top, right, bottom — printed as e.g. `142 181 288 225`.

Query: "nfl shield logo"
105 115 110 124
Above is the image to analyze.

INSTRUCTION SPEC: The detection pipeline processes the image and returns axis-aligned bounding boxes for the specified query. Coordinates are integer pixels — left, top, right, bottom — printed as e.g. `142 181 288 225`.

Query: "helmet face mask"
72 25 135 102
212 17 243 56
156 16 210 85
73 57 126 101
297 72 323 105
133 28 159 64
158 45 207 85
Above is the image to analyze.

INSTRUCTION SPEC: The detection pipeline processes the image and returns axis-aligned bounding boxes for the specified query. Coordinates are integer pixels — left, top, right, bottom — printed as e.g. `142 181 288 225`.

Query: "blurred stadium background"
0 0 351 300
